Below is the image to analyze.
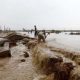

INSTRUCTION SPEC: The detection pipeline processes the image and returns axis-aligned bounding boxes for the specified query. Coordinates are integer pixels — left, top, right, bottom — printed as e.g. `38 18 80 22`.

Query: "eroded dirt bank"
0 32 80 80
31 42 80 80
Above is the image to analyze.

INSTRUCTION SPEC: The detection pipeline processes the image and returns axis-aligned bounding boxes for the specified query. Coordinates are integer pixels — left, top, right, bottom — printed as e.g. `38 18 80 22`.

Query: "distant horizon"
0 25 80 31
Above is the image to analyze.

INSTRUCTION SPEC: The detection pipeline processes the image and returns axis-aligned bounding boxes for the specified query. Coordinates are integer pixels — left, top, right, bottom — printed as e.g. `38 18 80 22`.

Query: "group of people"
34 25 46 43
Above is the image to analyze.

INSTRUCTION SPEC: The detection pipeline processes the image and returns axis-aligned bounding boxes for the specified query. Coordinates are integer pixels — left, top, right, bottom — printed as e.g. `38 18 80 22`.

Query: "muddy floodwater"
0 32 80 80
20 32 80 52
46 32 80 52
0 43 38 80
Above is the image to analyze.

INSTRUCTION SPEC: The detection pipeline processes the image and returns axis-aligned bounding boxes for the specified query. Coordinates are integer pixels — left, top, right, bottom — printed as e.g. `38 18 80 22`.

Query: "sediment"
0 32 80 80
27 38 80 80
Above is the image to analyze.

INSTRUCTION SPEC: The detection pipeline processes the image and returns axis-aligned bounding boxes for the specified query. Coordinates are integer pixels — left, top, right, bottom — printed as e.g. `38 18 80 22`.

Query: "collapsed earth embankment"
0 31 80 80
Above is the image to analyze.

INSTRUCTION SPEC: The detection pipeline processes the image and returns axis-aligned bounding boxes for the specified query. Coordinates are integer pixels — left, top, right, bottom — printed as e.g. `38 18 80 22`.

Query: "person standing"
34 25 38 37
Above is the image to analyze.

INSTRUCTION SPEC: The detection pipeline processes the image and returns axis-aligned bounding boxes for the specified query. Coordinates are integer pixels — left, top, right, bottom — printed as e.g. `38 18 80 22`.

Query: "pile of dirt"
6 32 24 42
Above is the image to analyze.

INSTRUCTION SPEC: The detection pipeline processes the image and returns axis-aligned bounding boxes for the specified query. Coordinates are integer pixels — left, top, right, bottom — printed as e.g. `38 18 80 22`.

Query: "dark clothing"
34 26 37 37
34 30 38 37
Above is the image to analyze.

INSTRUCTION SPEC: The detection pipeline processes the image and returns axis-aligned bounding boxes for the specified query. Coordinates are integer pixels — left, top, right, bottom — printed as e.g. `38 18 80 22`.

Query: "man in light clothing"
38 32 46 43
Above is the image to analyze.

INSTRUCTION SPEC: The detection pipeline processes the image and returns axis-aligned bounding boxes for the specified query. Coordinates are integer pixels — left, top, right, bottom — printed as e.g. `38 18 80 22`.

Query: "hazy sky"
0 0 80 30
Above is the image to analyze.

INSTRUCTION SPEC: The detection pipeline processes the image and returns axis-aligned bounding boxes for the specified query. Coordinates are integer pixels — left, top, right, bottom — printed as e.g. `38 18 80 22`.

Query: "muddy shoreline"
0 32 80 80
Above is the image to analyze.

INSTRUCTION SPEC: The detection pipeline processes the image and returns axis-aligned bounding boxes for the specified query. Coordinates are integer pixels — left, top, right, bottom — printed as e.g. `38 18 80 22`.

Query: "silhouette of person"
34 25 38 37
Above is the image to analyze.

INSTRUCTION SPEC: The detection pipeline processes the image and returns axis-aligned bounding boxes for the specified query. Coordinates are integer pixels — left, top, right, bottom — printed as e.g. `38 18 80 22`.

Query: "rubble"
54 62 74 80
0 42 11 58
24 51 29 58
21 59 26 62
0 49 11 58
6 32 25 42
0 38 8 47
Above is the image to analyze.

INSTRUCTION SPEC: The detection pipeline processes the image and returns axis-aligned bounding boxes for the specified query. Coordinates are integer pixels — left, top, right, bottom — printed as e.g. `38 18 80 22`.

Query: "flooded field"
46 32 80 52
20 31 80 52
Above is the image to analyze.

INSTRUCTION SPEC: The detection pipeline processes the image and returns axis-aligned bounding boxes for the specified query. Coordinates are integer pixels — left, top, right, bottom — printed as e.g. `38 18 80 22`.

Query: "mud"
0 43 37 80
0 32 80 80
46 45 80 65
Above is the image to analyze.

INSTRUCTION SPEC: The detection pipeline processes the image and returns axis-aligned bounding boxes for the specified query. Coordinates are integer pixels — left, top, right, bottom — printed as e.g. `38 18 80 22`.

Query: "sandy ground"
0 43 38 80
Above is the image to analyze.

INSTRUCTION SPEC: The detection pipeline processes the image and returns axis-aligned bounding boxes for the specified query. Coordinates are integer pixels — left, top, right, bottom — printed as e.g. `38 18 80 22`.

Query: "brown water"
19 32 80 52
46 32 80 53
0 43 37 80
0 32 80 80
